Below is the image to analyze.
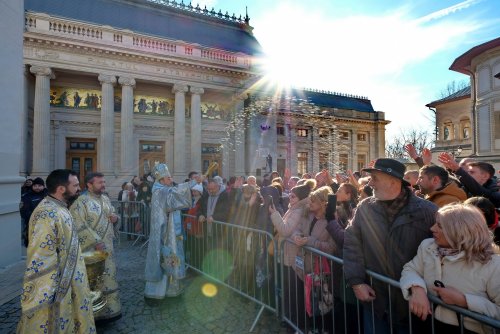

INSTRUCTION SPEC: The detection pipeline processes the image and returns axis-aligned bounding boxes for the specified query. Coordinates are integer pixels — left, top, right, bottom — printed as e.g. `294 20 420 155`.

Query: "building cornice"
25 12 257 73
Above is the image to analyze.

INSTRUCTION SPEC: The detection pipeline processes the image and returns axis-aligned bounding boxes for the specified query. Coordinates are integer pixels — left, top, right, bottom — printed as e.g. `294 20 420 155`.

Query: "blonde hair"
309 185 333 204
437 203 498 264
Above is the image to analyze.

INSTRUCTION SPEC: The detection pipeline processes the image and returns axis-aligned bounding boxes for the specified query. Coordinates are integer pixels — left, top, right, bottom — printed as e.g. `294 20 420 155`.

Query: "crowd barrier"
116 202 500 333
111 200 150 246
182 214 278 332
280 238 500 334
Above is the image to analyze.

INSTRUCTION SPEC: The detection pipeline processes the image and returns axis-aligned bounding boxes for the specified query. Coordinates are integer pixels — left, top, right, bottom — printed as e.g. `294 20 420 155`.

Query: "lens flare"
201 283 218 297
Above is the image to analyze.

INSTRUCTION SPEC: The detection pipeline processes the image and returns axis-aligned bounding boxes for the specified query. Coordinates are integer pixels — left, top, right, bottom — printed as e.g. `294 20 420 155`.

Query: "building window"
139 141 165 176
319 128 329 138
297 128 308 137
298 152 308 175
357 133 367 141
339 153 348 172
339 131 349 140
69 141 95 150
443 122 452 140
276 126 285 136
459 118 471 140
357 154 366 171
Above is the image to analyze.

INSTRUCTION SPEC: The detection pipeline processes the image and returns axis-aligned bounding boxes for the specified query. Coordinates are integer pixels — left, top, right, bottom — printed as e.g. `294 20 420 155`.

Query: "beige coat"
292 214 336 280
401 238 500 334
270 197 309 267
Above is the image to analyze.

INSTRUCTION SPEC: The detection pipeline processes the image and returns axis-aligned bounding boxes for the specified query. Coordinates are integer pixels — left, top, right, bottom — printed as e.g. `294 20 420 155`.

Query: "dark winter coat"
343 192 438 317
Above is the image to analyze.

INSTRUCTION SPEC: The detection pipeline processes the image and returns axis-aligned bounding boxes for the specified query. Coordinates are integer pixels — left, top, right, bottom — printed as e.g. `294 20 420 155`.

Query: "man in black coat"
20 177 48 247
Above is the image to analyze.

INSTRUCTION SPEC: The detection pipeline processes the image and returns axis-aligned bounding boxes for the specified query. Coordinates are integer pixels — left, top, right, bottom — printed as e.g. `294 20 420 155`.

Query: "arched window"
460 118 471 140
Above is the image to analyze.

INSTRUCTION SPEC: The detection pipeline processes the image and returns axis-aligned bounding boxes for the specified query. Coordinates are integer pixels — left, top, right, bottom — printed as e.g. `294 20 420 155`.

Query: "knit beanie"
32 177 45 187
291 179 316 200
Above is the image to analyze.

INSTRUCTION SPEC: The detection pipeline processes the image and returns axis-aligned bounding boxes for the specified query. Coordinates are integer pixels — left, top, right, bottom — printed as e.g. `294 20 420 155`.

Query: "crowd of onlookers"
176 146 500 334
18 146 500 333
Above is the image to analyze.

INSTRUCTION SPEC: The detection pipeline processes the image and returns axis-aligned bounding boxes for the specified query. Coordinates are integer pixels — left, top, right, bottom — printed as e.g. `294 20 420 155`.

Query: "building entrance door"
202 144 222 177
66 138 97 188
139 141 165 177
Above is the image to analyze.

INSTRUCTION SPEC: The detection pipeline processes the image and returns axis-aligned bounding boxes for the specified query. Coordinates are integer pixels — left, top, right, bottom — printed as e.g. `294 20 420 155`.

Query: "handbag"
306 257 334 317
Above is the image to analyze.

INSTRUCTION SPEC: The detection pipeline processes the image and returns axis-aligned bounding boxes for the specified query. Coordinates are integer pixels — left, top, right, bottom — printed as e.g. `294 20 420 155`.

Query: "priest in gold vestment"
17 169 96 334
70 172 122 323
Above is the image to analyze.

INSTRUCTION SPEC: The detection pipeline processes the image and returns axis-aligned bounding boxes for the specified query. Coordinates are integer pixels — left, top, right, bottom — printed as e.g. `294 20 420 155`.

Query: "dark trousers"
283 266 306 331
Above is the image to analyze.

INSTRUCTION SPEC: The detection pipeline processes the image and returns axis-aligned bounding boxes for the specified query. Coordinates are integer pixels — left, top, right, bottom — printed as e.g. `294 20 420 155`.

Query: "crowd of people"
16 144 500 333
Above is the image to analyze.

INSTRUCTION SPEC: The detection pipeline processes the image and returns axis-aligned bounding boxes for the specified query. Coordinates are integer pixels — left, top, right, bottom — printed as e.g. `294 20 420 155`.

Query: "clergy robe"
17 197 96 334
70 192 121 320
144 181 192 298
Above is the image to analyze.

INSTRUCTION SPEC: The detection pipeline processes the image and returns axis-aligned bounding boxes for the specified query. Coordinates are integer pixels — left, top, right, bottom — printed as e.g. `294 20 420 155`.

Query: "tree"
385 128 434 159
439 80 469 99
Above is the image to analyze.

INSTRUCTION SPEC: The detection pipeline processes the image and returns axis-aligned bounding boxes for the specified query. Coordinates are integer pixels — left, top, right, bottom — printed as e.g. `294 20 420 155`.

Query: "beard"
63 189 80 206
92 188 105 196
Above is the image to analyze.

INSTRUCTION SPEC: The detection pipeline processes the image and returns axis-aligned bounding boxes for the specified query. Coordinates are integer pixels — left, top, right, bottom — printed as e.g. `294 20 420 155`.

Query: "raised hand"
438 152 460 172
422 148 432 165
404 143 419 160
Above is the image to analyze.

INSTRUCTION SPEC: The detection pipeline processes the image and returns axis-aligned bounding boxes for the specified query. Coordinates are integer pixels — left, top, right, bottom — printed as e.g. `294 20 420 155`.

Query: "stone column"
172 83 188 181
99 74 117 174
118 77 136 175
233 94 246 176
190 86 204 173
30 65 54 177
290 125 297 175
312 127 319 172
20 68 30 176
350 129 358 170
332 128 340 173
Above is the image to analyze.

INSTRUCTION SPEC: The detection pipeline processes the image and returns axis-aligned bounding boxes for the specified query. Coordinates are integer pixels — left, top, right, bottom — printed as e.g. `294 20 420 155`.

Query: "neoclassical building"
426 86 472 158
0 0 390 266
21 0 389 197
447 36 500 168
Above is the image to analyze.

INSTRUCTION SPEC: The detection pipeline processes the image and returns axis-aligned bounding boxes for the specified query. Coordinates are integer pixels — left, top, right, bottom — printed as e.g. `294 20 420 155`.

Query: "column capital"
172 83 189 94
118 76 136 87
98 74 117 85
30 65 54 78
190 86 204 95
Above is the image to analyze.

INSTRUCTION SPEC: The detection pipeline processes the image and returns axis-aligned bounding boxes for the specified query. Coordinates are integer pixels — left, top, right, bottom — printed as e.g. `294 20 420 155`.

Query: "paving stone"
0 239 283 333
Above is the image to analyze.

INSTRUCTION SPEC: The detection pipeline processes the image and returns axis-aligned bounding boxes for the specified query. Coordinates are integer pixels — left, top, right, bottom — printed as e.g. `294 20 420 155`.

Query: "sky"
196 0 500 140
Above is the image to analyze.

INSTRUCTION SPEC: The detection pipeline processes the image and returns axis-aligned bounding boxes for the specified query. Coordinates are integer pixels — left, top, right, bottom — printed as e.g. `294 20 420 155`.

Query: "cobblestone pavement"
0 239 287 334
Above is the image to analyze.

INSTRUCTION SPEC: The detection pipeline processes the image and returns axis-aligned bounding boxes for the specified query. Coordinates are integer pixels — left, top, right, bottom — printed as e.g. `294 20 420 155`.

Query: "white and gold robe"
17 197 96 334
70 192 121 321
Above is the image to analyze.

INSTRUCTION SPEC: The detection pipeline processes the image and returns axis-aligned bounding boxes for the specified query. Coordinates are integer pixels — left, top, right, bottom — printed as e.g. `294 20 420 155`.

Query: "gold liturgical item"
83 250 109 313
204 161 219 178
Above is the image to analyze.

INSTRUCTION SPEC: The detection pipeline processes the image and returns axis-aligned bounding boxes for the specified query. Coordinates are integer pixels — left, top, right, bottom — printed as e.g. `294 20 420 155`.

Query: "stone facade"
445 37 500 169
427 87 472 159
20 2 389 197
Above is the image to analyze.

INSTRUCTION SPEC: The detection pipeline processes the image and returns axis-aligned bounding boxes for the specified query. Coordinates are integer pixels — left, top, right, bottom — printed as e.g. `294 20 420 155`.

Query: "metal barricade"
280 238 500 334
182 214 278 332
111 200 150 245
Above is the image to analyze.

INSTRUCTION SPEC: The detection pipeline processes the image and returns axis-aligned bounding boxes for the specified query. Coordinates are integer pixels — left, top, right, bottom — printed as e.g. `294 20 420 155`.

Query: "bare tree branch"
385 128 434 159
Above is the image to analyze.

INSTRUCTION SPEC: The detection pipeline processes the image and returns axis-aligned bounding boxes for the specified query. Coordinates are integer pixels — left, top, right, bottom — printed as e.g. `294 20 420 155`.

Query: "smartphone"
264 194 274 208
434 280 445 288
325 194 337 221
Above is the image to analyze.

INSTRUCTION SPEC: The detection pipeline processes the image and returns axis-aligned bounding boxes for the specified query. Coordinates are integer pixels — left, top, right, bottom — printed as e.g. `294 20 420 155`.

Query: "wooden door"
139 141 165 177
66 138 97 188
